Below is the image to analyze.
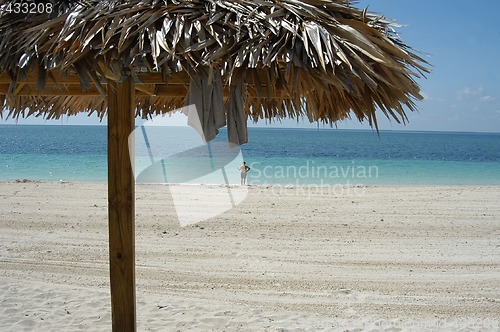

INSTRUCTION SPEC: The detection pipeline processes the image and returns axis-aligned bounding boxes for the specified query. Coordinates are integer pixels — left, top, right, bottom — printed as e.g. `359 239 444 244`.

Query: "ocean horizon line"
1 122 500 135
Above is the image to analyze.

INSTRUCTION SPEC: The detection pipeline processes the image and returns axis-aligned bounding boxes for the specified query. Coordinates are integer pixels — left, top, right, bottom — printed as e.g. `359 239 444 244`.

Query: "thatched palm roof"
0 0 429 142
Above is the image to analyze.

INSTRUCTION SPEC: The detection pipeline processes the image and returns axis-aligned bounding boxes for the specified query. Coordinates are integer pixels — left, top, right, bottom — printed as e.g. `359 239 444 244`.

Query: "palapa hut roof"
0 0 429 135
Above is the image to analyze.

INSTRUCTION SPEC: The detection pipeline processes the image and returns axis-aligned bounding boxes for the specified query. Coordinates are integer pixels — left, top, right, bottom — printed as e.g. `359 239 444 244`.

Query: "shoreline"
3 178 500 188
1 181 499 330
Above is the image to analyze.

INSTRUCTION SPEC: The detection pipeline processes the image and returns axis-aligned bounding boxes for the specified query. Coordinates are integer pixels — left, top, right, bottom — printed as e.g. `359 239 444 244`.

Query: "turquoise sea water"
0 125 499 185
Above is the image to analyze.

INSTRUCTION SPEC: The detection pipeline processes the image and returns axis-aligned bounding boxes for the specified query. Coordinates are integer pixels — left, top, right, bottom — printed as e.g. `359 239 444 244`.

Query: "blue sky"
2 0 500 132
350 0 500 133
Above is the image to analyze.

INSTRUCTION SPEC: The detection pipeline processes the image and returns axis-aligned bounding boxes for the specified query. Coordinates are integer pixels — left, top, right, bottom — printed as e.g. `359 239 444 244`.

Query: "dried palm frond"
0 0 429 133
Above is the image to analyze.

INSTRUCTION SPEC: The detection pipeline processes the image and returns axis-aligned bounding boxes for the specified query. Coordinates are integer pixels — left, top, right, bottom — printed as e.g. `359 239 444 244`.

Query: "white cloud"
456 86 483 101
456 86 497 103
480 95 496 102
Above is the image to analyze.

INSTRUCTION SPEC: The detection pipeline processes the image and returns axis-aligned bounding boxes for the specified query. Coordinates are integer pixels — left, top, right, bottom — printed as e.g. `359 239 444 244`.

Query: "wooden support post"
107 77 136 331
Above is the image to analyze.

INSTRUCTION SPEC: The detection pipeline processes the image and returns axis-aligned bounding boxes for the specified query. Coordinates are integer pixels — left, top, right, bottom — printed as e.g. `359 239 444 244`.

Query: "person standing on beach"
239 161 251 185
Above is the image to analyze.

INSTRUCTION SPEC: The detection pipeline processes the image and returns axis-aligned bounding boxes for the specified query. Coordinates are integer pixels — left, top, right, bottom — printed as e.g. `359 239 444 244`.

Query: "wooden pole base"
107 77 136 331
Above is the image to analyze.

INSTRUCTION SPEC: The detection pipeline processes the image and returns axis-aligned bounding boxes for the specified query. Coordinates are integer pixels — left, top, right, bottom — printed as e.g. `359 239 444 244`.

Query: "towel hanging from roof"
227 77 248 147
184 68 248 147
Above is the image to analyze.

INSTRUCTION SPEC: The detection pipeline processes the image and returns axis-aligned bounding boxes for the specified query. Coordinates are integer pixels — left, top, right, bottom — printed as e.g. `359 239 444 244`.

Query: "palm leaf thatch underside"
0 0 429 142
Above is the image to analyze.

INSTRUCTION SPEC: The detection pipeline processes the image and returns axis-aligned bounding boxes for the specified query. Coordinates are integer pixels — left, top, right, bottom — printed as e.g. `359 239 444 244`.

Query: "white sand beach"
0 181 499 331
